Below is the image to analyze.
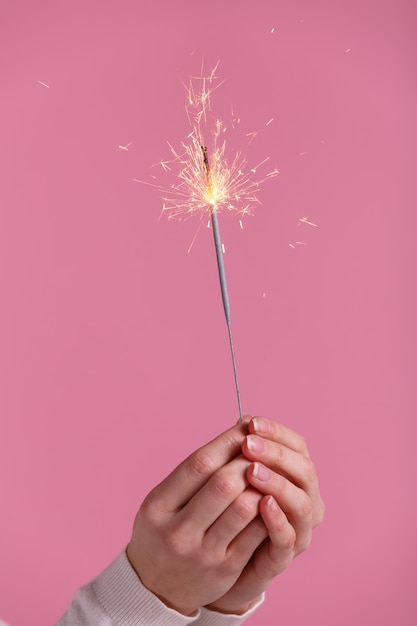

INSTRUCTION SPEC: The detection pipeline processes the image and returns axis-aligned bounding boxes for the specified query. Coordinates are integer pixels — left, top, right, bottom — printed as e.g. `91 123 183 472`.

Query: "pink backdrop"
1 0 416 624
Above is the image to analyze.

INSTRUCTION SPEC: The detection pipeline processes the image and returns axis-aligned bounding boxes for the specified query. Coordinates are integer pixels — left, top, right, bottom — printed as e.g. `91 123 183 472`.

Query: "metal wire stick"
202 146 243 421
210 208 243 420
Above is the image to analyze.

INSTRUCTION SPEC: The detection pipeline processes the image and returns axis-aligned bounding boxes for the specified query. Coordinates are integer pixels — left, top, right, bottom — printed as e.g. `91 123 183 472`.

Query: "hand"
126 421 268 616
206 416 325 614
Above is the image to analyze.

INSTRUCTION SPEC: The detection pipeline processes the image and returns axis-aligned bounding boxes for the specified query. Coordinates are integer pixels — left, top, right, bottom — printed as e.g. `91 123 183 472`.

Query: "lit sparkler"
135 65 278 420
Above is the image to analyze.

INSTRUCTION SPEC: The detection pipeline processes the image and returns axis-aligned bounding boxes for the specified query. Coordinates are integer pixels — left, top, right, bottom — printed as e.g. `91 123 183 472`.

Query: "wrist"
126 545 198 617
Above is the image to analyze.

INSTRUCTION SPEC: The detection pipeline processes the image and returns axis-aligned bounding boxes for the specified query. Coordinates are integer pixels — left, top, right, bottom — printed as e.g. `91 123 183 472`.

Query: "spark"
118 142 133 151
266 118 274 126
251 157 270 173
137 66 278 221
37 80 50 88
266 168 280 177
187 221 204 254
298 216 318 227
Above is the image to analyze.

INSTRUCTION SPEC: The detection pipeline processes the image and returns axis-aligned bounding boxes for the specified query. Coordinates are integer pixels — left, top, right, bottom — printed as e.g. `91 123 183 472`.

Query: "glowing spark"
266 118 274 126
251 157 270 173
37 80 49 88
118 142 133 151
187 222 203 254
289 243 295 249
299 151 308 156
266 168 280 177
138 68 278 221
298 216 318 227
239 220 243 229
346 48 351 53
296 241 307 246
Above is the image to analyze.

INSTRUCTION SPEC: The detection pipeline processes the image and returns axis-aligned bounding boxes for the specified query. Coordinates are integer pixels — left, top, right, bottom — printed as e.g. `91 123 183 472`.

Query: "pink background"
1 0 416 624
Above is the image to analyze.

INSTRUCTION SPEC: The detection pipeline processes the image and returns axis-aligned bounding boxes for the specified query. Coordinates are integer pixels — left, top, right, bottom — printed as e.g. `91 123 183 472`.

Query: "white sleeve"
195 596 264 626
56 550 264 626
56 551 199 625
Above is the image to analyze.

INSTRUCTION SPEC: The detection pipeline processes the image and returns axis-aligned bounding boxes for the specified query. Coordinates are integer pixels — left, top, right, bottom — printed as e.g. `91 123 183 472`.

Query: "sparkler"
135 64 278 420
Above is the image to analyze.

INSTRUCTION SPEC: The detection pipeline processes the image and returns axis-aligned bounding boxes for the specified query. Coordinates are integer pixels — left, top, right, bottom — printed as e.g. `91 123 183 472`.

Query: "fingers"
181 455 251 532
257 495 296 576
242 433 322 525
248 416 310 457
204 486 265 553
247 461 313 553
243 417 325 528
149 420 249 512
226 515 269 569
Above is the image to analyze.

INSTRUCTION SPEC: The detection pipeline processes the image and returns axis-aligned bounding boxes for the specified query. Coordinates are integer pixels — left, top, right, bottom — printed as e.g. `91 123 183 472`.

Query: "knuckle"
298 434 309 455
300 494 313 521
272 509 296 550
232 493 258 522
275 509 289 533
274 443 284 464
189 451 216 479
139 491 162 524
212 471 239 499
274 422 284 442
282 526 297 551
302 458 317 484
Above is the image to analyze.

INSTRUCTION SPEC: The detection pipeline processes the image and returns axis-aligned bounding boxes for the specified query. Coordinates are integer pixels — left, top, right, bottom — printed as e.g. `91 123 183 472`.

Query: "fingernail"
246 435 265 454
267 495 280 512
252 416 270 435
252 462 271 482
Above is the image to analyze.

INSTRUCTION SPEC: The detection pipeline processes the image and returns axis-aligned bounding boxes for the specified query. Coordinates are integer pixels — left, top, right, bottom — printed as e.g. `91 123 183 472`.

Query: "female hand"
127 420 268 616
206 416 325 615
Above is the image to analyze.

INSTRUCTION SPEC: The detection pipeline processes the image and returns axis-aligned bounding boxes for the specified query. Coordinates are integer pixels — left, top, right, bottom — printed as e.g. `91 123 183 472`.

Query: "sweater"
56 551 263 625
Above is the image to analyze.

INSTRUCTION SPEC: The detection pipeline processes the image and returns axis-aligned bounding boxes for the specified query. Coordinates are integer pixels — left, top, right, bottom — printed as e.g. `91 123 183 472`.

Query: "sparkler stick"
202 146 243 421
